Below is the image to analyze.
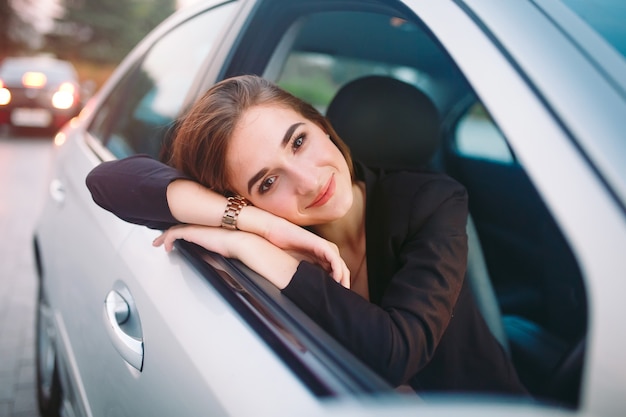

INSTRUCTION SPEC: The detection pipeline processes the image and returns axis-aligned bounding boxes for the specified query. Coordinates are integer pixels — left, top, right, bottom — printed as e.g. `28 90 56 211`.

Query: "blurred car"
33 0 626 416
0 56 82 133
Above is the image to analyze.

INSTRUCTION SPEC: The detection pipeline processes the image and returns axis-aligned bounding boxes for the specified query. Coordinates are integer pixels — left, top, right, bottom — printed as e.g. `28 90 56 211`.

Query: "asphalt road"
0 132 54 417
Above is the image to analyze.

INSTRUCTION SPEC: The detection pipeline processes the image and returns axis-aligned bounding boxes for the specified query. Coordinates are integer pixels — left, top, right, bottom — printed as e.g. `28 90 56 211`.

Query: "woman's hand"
256 215 350 289
153 224 298 289
153 224 238 257
153 223 350 290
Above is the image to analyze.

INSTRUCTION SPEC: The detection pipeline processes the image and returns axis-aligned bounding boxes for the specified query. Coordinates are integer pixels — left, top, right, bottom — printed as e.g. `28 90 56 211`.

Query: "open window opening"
228 1 590 407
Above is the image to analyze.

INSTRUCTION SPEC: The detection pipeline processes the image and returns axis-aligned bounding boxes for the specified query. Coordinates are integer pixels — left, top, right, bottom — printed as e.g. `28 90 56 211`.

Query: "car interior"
86 0 588 408
232 2 589 407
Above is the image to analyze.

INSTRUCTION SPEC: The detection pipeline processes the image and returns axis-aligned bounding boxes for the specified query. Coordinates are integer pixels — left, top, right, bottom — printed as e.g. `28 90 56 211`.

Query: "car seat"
325 75 509 352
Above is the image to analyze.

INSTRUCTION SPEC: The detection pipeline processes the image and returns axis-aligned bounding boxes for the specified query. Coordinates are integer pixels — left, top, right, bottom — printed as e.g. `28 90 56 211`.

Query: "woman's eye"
292 134 305 151
259 176 276 194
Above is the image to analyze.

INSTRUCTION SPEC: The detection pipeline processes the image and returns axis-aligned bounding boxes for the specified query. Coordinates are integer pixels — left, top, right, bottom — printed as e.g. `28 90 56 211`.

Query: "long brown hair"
169 75 354 194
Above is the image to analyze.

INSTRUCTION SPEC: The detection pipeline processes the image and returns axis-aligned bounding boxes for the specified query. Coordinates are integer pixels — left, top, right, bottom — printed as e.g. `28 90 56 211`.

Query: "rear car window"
0 58 78 85
88 2 237 159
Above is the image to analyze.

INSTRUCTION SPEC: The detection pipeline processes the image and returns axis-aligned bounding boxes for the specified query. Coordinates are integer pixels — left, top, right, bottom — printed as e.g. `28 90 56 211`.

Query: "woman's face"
226 104 354 226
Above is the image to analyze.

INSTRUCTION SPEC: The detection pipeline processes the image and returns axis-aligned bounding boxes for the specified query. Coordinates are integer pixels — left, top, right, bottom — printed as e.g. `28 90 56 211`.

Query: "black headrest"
326 76 440 170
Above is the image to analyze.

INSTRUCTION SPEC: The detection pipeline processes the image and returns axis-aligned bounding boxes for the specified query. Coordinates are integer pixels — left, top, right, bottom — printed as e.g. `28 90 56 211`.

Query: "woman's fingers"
152 234 164 247
263 218 354 286
153 227 183 252
326 250 350 289
153 223 353 290
315 241 350 288
153 224 218 253
152 233 169 250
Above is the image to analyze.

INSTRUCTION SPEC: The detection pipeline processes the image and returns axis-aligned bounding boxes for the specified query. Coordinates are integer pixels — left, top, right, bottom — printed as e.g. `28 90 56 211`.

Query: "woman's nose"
291 167 319 195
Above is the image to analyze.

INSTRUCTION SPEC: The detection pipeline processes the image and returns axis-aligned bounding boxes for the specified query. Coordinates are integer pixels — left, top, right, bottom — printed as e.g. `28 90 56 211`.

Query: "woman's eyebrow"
281 122 304 147
247 122 304 194
248 168 268 194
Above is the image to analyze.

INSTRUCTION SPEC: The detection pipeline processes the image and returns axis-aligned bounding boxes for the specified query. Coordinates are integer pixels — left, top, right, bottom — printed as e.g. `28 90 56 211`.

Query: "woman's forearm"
86 155 185 229
165 179 227 226
166 178 277 238
163 182 350 286
86 156 348 283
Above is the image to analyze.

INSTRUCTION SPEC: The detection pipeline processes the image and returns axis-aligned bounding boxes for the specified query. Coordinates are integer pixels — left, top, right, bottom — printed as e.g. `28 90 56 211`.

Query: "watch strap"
221 195 249 230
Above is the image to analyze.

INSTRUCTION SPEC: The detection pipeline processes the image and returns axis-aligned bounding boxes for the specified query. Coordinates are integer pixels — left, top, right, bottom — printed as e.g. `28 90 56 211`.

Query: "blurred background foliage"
1 0 177 89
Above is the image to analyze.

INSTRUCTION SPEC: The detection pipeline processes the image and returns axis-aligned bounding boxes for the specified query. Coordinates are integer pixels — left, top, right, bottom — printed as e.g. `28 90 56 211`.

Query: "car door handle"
104 290 144 371
49 179 65 203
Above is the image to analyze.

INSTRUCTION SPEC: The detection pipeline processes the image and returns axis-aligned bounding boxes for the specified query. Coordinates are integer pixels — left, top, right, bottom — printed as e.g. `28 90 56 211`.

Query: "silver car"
33 0 626 416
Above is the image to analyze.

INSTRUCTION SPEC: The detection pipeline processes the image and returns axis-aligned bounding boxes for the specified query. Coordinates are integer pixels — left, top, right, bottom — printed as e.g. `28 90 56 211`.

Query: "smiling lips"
308 175 336 208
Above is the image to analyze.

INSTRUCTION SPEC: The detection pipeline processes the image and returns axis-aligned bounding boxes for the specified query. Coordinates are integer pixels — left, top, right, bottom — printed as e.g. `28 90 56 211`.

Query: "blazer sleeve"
281 176 468 386
85 154 189 230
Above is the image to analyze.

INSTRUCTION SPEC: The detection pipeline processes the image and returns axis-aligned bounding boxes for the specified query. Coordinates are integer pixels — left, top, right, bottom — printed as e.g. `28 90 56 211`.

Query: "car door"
35 2 280 416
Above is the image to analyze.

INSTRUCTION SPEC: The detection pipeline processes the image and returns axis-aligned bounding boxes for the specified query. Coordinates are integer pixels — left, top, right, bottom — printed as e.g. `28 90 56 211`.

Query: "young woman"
86 75 527 395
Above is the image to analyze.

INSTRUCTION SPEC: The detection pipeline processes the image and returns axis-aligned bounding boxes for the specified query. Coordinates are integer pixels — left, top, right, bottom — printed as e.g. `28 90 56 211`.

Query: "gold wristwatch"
221 195 249 230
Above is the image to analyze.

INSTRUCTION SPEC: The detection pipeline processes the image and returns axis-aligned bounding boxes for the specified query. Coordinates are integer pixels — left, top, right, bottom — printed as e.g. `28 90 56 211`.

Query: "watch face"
222 217 237 229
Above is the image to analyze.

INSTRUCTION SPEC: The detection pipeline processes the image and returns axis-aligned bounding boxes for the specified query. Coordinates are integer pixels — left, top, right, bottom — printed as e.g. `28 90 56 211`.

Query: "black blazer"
86 155 527 395
283 162 526 394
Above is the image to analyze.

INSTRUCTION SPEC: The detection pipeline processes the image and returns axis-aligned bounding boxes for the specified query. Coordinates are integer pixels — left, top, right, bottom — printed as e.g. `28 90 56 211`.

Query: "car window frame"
203 0 614 409
177 0 596 404
459 0 626 213
177 1 588 404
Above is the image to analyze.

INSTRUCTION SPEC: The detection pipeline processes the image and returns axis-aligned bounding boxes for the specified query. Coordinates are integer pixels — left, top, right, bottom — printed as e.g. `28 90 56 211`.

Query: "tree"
0 0 13 57
0 0 38 58
47 0 176 64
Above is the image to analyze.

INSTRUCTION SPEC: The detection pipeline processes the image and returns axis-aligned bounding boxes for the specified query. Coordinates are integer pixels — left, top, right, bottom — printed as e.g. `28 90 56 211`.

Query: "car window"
269 12 445 114
88 1 237 159
275 52 430 114
445 95 587 407
0 57 78 86
454 103 514 164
